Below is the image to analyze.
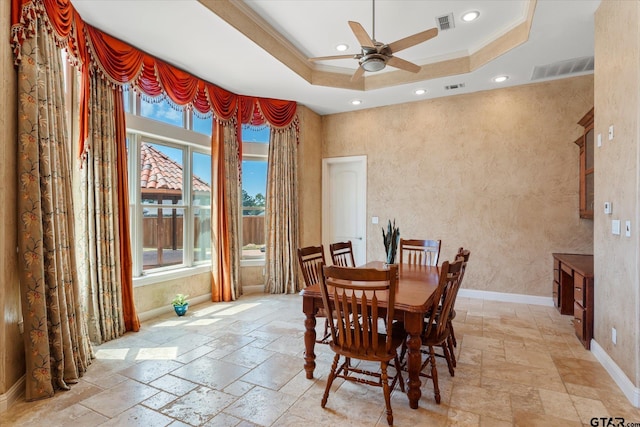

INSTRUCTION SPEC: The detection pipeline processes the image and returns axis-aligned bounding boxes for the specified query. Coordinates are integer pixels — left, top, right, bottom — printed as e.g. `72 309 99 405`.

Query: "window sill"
241 258 265 268
133 264 211 288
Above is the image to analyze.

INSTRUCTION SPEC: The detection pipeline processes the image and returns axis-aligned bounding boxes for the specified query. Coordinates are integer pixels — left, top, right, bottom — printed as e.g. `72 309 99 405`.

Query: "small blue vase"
174 303 188 316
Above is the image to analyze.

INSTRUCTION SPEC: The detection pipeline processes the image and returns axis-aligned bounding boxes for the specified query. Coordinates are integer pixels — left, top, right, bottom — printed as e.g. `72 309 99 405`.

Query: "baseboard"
242 284 265 295
137 293 212 322
0 375 25 414
457 288 555 307
591 340 640 408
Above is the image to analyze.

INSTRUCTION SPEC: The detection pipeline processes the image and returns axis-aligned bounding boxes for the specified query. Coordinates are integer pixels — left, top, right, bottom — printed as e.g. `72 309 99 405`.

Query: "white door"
322 156 367 265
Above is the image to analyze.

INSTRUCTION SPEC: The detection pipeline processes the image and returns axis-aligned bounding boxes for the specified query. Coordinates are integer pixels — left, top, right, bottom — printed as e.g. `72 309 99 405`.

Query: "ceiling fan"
308 0 438 81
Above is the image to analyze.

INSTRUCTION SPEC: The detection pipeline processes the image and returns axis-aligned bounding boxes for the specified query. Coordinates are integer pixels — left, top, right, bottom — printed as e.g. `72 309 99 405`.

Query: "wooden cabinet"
552 253 594 349
574 108 594 219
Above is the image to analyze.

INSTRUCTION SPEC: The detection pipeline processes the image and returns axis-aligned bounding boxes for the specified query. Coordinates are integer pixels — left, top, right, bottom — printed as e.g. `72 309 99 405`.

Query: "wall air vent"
531 56 594 81
445 83 465 90
436 13 455 31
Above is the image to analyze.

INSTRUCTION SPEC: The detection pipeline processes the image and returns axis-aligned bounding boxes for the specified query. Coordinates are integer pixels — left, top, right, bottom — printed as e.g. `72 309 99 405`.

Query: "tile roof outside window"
140 143 210 192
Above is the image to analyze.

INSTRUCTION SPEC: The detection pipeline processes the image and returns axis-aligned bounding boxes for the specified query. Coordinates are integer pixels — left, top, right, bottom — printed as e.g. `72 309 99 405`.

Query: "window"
126 91 212 277
192 151 212 262
241 125 270 262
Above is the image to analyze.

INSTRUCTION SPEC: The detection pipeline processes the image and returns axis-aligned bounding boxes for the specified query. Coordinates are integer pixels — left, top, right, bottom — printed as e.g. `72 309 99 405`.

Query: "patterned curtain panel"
265 127 300 294
76 72 127 344
211 120 239 301
16 18 92 400
223 124 240 299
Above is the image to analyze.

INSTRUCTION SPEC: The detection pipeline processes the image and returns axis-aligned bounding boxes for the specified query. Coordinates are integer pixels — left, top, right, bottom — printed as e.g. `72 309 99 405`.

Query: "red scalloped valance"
11 0 298 155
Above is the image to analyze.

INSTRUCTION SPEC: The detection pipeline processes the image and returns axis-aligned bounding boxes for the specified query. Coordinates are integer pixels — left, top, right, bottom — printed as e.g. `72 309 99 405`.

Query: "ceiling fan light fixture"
335 43 349 52
461 11 480 22
360 54 386 72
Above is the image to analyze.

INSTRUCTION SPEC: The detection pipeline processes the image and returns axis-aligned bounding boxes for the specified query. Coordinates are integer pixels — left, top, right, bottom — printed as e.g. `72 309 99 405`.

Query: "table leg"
404 312 422 409
303 297 317 379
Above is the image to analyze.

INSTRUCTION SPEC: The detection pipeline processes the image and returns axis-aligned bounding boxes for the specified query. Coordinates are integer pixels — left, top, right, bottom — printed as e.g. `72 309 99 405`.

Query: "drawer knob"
575 287 582 292
575 318 581 323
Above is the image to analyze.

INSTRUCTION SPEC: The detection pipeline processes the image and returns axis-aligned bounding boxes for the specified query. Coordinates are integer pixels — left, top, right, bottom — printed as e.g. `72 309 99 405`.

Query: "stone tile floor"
2 294 640 426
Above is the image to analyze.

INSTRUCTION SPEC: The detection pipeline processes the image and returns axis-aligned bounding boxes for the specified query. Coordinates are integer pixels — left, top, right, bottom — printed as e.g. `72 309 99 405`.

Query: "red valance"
11 0 298 155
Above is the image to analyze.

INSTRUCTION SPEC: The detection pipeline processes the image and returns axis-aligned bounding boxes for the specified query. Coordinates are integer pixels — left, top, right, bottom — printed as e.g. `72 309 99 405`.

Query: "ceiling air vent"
436 13 455 31
531 56 594 81
445 83 465 90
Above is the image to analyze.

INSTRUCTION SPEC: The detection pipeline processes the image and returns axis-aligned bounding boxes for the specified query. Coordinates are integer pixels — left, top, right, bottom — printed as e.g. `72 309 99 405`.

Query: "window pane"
193 207 211 262
140 96 184 127
242 124 270 143
140 142 184 205
242 160 267 259
192 152 211 205
193 113 213 136
193 151 211 263
122 85 131 113
142 206 184 270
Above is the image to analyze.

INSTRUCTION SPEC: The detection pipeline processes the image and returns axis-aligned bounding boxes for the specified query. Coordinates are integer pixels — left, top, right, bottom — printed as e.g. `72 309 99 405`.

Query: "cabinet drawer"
574 301 586 341
554 259 560 282
574 273 586 305
553 281 559 307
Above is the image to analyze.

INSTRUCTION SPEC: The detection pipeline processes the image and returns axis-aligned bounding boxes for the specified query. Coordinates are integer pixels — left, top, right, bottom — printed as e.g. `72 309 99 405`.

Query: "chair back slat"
329 241 356 267
400 239 441 266
320 264 397 356
298 245 326 287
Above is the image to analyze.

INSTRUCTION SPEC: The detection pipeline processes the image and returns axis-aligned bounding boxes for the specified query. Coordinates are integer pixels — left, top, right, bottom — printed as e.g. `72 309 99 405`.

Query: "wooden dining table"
301 261 441 409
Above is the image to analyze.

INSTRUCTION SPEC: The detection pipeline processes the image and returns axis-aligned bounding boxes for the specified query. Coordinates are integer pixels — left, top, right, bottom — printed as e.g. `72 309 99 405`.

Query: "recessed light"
414 89 427 95
351 99 362 106
336 44 349 52
493 75 509 83
461 11 480 22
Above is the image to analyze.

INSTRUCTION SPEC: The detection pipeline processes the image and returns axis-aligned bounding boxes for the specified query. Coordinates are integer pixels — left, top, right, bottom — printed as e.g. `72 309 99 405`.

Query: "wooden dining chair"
439 247 471 375
399 238 441 266
329 241 356 267
297 245 331 343
448 247 470 350
319 264 405 426
419 258 464 403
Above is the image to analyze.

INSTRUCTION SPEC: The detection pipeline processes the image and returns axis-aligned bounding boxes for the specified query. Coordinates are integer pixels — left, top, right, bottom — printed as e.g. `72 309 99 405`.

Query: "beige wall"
594 1 640 386
0 0 24 401
240 266 263 289
322 76 594 297
133 272 211 315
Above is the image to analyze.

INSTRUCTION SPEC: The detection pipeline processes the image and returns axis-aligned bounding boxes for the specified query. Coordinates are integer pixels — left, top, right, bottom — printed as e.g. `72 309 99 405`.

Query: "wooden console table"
552 253 594 349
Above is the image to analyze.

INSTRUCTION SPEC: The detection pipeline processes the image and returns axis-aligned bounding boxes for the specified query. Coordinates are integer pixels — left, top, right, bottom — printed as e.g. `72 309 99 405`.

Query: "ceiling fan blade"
388 28 438 53
350 66 365 82
348 21 375 48
386 56 421 73
308 54 357 62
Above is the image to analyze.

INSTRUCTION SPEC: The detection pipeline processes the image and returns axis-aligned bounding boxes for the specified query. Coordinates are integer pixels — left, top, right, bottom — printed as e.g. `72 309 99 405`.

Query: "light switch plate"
609 125 615 141
597 133 602 147
372 216 379 224
612 219 621 235
625 221 631 237
604 202 612 214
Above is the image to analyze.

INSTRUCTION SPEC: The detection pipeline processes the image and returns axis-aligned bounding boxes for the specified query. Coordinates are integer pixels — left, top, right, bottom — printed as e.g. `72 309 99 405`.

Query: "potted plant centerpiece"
382 219 400 265
171 293 189 316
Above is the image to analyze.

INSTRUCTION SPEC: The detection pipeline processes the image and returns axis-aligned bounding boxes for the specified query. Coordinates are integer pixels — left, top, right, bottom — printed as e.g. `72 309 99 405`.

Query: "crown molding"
198 0 537 91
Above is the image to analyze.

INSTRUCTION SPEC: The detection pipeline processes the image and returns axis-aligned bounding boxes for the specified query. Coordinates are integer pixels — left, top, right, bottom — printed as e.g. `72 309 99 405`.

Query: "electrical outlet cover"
612 220 621 235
